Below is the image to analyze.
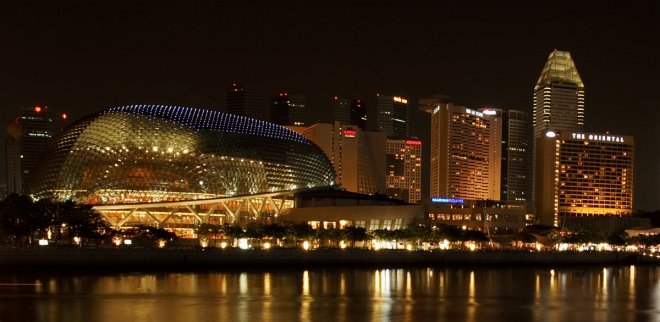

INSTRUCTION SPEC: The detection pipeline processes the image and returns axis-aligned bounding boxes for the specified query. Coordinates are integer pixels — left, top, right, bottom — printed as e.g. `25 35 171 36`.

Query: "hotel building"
420 98 501 201
302 122 386 195
535 131 634 227
385 138 422 203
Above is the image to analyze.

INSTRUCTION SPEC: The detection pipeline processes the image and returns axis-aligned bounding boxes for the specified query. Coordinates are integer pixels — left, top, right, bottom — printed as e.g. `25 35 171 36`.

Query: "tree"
58 200 107 245
342 226 368 247
606 231 628 246
0 194 43 245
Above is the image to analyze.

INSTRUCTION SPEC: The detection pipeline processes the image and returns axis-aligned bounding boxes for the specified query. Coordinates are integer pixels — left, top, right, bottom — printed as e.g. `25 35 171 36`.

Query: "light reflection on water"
0 266 659 322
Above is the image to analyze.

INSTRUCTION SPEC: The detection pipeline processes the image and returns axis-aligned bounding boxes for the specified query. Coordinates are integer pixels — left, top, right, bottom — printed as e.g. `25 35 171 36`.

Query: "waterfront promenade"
1 247 658 270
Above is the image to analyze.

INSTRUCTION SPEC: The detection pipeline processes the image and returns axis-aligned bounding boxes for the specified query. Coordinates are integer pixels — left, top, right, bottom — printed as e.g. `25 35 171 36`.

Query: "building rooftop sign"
571 133 625 143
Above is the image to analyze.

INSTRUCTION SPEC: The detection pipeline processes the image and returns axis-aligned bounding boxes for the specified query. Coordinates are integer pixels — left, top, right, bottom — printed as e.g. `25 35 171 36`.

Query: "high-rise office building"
333 97 366 129
376 94 409 137
226 82 266 121
535 131 634 227
532 50 584 208
533 50 585 138
270 92 305 126
302 122 385 195
490 109 531 202
385 138 422 203
6 106 67 194
421 98 501 201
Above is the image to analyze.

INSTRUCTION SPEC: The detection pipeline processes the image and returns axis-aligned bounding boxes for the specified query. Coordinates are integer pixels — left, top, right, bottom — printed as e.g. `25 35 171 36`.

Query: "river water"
0 266 658 322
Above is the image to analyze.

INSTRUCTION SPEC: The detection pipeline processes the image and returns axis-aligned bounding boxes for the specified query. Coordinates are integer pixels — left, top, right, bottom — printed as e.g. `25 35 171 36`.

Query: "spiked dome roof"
535 50 584 89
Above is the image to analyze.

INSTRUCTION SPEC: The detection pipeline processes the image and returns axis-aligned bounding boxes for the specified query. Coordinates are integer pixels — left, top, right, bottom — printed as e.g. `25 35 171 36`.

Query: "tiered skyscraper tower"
533 50 585 137
532 50 584 208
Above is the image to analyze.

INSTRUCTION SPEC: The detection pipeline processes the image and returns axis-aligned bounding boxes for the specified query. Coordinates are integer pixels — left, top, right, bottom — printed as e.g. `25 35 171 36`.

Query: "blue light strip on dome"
106 105 308 143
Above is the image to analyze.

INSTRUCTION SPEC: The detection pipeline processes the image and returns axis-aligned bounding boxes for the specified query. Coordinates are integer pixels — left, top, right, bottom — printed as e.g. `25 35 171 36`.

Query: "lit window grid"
551 138 634 217
386 140 422 203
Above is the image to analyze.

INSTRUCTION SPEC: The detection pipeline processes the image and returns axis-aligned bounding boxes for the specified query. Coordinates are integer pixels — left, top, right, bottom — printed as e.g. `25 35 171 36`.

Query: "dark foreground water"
0 266 658 322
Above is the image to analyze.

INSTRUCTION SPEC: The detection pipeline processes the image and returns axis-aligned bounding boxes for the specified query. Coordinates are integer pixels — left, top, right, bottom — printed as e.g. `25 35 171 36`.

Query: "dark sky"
1 0 659 210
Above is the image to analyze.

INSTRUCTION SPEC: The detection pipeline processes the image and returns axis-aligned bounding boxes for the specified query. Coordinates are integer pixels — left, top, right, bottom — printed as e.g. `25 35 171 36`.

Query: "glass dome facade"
28 105 335 205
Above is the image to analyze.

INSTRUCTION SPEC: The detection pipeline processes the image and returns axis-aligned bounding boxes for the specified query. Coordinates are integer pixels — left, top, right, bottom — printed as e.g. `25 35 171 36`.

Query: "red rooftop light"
61 113 68 120
34 106 42 112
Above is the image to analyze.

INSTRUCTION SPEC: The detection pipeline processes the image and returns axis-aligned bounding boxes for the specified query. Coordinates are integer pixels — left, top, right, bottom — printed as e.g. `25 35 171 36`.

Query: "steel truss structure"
93 190 297 232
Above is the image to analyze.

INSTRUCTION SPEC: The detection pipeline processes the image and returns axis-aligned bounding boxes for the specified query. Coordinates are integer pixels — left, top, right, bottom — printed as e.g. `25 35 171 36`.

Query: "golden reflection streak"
264 272 271 296
628 265 636 313
338 273 347 322
372 269 392 322
300 270 311 322
263 273 272 322
339 272 345 296
601 268 608 303
466 270 476 322
406 271 412 300
239 273 247 295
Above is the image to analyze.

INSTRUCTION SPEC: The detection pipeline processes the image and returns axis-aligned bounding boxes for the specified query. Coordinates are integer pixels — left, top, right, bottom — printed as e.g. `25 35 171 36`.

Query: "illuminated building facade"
386 138 422 203
27 105 336 234
532 50 584 203
270 92 305 126
6 106 67 194
29 104 335 203
428 198 526 233
226 82 266 121
535 131 634 227
420 98 501 201
302 122 386 195
376 94 409 137
533 50 584 138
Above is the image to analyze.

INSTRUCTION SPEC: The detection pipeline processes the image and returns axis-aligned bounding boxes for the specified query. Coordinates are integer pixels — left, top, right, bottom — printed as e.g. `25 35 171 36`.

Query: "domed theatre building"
28 105 336 236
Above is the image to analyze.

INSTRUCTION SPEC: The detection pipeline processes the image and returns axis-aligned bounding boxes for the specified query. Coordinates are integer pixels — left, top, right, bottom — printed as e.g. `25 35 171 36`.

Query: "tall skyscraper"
535 131 633 227
376 94 409 137
533 50 585 138
421 98 501 201
532 50 584 209
270 92 305 126
489 109 531 202
386 138 422 203
302 122 385 195
333 97 366 129
226 82 266 121
6 106 67 194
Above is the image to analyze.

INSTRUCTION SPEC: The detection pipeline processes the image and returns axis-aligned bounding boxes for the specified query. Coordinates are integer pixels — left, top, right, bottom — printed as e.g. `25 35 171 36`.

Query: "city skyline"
1 0 658 209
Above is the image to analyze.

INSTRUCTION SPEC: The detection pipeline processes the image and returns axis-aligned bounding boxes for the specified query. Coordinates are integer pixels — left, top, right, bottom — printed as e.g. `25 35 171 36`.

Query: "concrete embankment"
1 248 657 270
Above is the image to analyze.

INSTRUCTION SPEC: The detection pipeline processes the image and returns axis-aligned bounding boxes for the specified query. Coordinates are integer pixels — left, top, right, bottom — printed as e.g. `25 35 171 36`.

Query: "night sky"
1 0 658 210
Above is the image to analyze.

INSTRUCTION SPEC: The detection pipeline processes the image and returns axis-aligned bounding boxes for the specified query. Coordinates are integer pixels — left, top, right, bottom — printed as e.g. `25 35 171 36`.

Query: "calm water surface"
0 266 658 322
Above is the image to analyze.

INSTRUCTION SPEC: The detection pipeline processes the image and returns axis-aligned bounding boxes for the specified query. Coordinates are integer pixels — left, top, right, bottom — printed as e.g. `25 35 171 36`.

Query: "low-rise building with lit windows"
535 131 634 229
427 198 526 234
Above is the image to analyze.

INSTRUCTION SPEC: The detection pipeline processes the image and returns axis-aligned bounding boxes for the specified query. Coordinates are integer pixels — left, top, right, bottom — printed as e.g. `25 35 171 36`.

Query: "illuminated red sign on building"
406 140 421 146
344 129 356 138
